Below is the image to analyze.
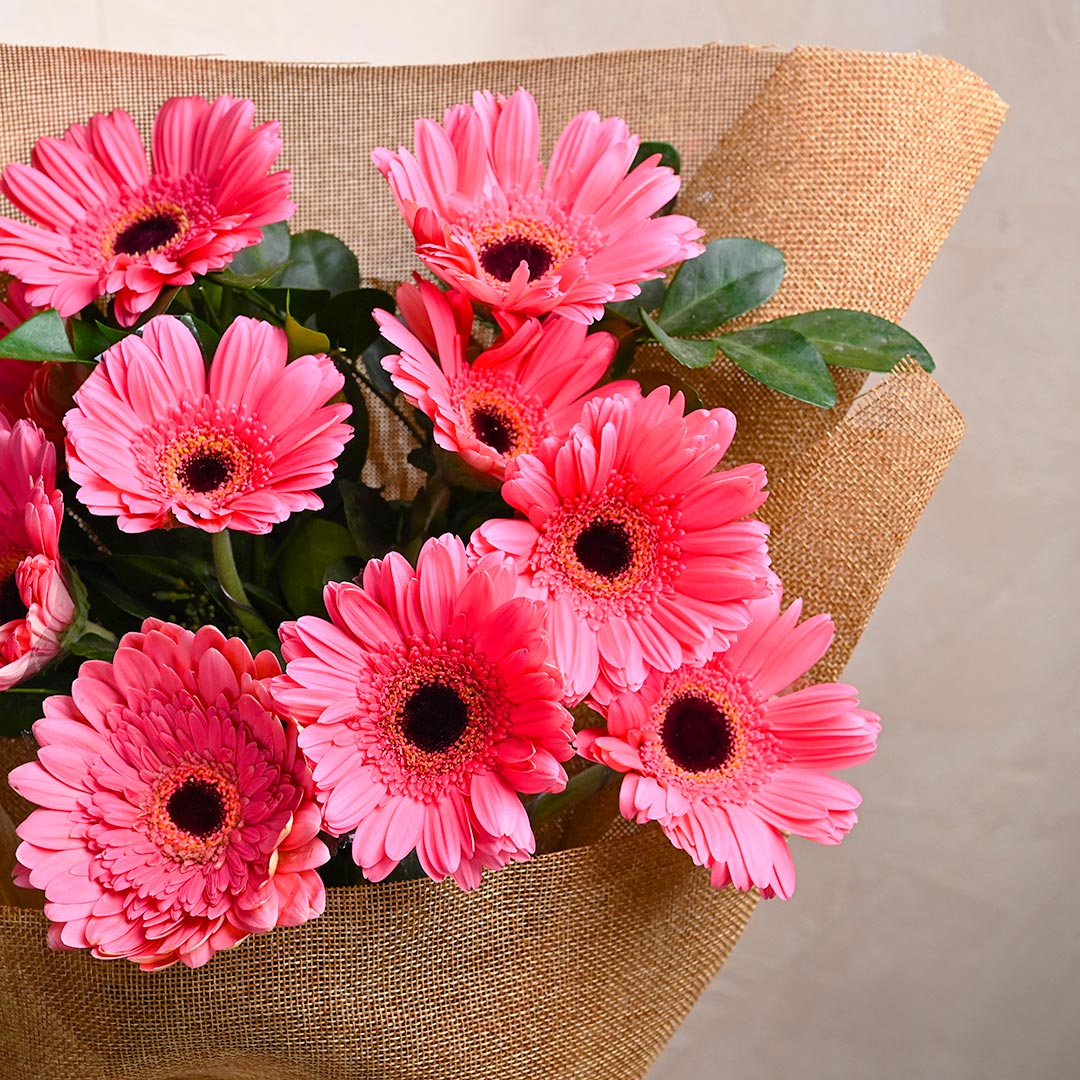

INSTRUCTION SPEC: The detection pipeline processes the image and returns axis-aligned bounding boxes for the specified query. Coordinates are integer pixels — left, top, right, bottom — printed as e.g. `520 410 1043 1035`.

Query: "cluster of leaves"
609 142 933 407
605 238 933 407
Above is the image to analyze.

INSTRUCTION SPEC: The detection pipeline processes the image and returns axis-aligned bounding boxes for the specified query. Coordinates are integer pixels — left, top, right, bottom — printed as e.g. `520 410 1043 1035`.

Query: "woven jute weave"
0 40 1004 1080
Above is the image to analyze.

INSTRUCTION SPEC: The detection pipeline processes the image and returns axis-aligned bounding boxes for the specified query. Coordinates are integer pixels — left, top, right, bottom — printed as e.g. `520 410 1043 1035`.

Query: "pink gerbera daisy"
64 315 352 534
376 278 636 480
0 96 294 325
8 619 328 971
577 588 881 899
470 387 772 705
372 88 704 324
274 534 575 890
0 413 74 690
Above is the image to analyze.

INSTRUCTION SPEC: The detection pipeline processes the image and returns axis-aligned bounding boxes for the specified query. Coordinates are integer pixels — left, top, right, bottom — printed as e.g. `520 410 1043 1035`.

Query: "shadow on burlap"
0 40 1004 1080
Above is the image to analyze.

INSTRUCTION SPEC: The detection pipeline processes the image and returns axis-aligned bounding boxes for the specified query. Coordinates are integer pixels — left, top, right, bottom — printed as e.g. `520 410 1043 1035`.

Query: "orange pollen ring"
145 762 241 862
378 655 499 779
463 387 533 458
102 201 189 259
655 680 751 785
472 217 575 282
559 504 656 597
159 428 254 500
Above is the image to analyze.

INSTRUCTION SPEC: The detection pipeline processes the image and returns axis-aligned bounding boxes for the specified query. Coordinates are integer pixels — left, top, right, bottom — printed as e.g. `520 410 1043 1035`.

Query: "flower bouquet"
0 40 1004 1080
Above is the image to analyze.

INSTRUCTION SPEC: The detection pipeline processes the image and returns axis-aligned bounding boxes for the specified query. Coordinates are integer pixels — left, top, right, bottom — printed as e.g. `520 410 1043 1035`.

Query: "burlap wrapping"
0 41 1003 1080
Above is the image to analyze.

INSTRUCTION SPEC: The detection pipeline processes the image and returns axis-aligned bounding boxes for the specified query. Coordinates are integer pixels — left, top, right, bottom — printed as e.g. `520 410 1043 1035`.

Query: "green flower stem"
527 763 613 830
211 529 273 640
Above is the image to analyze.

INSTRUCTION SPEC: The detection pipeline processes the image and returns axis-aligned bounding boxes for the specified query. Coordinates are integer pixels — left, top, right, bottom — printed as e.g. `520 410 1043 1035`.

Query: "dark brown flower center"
574 519 633 579
167 778 227 839
0 570 26 625
662 696 734 773
479 237 554 283
471 405 517 455
178 449 234 494
114 213 181 257
402 683 470 752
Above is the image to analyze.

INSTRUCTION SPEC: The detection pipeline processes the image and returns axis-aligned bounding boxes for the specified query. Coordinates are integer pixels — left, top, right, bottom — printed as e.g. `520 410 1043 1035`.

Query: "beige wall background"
2 1 1075 1077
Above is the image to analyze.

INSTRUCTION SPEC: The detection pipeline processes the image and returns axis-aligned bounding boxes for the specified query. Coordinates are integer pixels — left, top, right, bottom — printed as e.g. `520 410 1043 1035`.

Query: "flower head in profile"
64 315 352 534
0 413 74 690
577 588 881 899
372 88 704 324
376 278 636 480
274 534 575 890
8 620 328 970
470 387 772 705
0 96 294 325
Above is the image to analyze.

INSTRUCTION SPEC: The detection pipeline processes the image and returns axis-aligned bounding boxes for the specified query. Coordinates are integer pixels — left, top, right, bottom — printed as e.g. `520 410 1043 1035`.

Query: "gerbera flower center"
534 478 682 622
472 216 576 284
470 404 517 456
102 198 191 260
401 683 470 752
573 519 634 579
177 447 235 494
363 640 510 798
455 376 548 465
481 236 554 283
147 761 242 863
159 425 256 501
166 777 228 839
662 695 733 772
113 212 182 257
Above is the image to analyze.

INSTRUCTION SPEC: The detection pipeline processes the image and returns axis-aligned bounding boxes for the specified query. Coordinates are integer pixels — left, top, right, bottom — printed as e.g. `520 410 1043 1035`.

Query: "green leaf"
277 519 359 616
213 222 291 287
761 309 935 373
0 689 52 737
71 321 126 362
268 231 360 296
528 763 612 829
284 311 331 362
717 326 837 408
0 309 78 362
177 314 221 363
633 368 704 411
316 288 395 357
632 140 681 175
67 630 119 661
361 336 397 398
659 238 785 337
605 278 667 323
630 142 681 216
339 479 400 561
640 309 718 369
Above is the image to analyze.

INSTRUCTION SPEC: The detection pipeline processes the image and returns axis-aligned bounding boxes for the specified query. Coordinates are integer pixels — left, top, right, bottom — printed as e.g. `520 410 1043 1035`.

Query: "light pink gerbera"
375 278 636 480
372 88 704 324
64 315 352 534
274 534 575 890
8 619 328 970
577 588 881 899
470 387 772 705
0 96 294 326
0 413 74 690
